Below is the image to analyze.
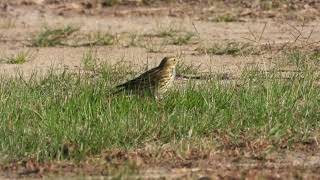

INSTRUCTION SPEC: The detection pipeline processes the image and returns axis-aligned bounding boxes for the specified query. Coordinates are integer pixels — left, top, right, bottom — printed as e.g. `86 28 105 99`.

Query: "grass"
101 0 120 6
286 49 320 67
152 26 197 45
81 50 99 71
196 41 262 56
176 61 201 75
169 32 196 45
0 51 31 64
210 13 238 22
30 25 79 47
311 50 320 61
122 30 193 51
127 33 142 47
29 23 196 49
84 32 116 46
155 26 179 38
30 25 118 47
0 52 319 162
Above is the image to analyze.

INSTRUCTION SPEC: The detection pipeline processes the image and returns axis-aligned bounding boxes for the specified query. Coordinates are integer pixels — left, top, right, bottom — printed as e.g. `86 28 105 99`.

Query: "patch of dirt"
1 140 320 179
1 0 320 21
0 13 319 78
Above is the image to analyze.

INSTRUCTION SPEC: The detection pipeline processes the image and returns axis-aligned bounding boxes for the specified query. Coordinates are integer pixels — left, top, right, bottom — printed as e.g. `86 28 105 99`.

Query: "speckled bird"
113 56 178 99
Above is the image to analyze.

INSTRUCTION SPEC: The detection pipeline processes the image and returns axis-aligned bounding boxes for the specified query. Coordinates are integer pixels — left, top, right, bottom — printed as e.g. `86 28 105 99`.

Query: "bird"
112 56 179 99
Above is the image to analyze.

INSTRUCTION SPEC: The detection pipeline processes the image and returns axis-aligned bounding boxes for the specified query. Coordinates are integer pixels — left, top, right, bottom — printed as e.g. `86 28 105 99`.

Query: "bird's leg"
154 91 163 101
154 91 159 100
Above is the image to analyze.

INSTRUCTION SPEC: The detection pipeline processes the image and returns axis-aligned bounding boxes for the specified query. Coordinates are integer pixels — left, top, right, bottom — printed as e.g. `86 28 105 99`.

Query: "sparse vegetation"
154 27 198 45
31 25 79 47
153 26 181 38
81 50 99 71
85 32 116 46
311 50 320 61
176 61 201 75
143 42 164 53
101 0 120 6
169 32 197 45
0 51 31 64
210 13 238 22
30 26 118 47
127 33 142 47
196 42 262 56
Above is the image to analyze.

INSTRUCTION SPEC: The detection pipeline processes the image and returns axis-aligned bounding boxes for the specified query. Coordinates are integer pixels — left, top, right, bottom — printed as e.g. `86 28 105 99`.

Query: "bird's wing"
116 67 161 90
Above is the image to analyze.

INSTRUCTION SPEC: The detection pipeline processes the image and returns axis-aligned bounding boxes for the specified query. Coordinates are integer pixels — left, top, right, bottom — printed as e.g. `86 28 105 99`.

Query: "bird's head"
158 56 179 68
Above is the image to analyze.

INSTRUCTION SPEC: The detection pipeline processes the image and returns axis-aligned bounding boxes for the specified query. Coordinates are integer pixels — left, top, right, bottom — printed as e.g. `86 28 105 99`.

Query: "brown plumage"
113 56 178 99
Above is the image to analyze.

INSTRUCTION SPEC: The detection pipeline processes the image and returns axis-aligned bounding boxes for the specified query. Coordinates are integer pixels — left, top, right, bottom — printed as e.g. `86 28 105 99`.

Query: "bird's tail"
110 87 124 95
111 88 123 95
109 84 126 96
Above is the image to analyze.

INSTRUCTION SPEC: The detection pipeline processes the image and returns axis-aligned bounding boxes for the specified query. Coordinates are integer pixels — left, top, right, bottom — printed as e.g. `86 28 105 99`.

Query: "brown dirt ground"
0 0 320 179
1 140 320 179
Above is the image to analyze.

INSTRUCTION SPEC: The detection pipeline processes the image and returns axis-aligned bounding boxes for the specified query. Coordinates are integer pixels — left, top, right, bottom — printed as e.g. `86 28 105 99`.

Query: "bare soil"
1 141 320 179
0 0 320 179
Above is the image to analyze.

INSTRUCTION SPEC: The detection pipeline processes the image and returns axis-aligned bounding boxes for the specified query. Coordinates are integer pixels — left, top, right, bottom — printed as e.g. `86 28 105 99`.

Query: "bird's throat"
172 67 176 77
